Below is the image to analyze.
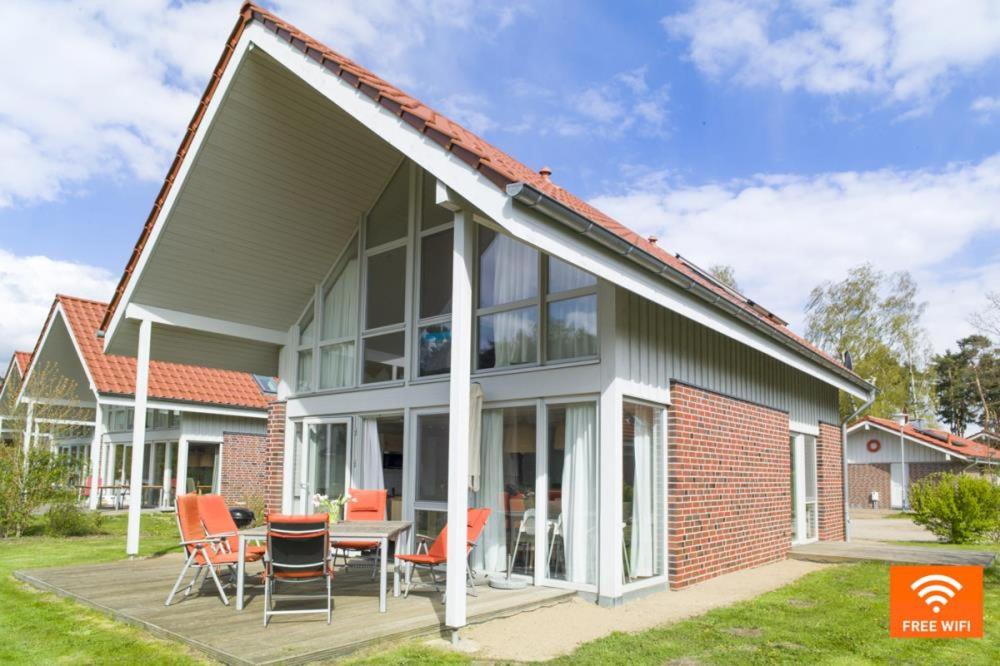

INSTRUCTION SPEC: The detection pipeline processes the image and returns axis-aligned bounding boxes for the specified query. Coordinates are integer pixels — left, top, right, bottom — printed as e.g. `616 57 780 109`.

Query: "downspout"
842 388 877 542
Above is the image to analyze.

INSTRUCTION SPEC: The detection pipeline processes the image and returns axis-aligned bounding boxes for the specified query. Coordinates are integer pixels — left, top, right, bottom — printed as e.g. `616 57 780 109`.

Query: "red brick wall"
817 422 845 541
848 463 891 508
668 382 791 589
220 431 267 505
264 401 286 514
909 461 966 484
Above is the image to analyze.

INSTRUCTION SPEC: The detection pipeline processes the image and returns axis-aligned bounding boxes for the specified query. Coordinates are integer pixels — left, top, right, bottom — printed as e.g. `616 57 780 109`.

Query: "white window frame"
412 168 454 380
791 431 819 545
316 237 361 391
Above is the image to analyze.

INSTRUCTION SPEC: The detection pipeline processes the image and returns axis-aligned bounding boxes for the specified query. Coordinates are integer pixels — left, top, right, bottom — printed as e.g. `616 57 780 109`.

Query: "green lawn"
0 513 205 664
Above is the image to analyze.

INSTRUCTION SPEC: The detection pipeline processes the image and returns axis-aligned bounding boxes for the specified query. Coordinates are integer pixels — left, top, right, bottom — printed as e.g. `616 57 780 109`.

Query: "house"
0 350 32 443
968 430 1000 448
16 294 273 510
93 3 874 626
846 415 1000 509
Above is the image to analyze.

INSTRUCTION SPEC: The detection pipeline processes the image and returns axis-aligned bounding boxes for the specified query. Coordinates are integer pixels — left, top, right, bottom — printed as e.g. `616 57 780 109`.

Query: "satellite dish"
843 350 854 371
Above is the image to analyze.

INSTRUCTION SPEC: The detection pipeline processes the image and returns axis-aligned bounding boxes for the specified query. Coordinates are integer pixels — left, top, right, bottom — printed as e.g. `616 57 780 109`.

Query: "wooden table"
235 520 413 613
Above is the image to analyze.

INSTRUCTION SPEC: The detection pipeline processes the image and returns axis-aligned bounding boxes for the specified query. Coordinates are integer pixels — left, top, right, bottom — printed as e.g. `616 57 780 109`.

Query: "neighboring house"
0 350 32 443
969 430 1000 448
846 415 1000 509
17 295 273 509
93 4 874 625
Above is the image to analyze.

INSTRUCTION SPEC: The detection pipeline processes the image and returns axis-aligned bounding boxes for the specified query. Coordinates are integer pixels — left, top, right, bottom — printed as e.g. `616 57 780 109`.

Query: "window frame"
412 170 454 379
317 237 361 391
473 224 599 374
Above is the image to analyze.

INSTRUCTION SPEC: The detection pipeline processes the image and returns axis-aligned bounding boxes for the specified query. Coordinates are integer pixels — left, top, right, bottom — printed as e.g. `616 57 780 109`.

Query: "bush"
908 473 1000 544
0 447 76 537
44 502 104 537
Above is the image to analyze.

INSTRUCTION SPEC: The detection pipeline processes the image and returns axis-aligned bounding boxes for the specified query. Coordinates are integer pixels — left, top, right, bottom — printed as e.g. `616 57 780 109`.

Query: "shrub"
908 473 1000 544
0 447 76 537
45 502 104 537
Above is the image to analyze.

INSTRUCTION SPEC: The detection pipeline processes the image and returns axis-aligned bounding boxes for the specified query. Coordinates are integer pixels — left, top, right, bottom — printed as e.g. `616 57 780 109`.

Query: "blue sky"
2 0 1000 366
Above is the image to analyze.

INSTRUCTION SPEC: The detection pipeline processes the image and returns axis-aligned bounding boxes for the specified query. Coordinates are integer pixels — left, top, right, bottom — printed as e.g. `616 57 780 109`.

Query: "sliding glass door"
296 419 350 513
623 401 665 583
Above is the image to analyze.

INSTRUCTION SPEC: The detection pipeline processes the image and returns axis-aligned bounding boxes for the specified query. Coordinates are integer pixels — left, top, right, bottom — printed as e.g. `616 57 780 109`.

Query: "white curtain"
319 258 358 389
630 411 654 578
474 410 506 573
561 404 597 585
546 296 597 360
355 419 384 490
468 383 484 491
488 234 537 367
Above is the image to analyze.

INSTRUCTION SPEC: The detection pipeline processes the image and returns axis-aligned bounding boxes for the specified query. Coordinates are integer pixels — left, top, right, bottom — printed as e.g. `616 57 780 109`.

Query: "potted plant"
312 493 351 523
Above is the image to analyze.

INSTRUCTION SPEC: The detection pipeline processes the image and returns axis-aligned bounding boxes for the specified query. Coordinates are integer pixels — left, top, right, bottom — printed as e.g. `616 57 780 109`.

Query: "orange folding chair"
165 494 260 606
331 488 387 577
397 508 491 598
197 494 266 559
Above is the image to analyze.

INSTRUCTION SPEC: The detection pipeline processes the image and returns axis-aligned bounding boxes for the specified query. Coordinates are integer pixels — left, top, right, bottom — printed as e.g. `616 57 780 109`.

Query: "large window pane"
547 295 598 360
418 323 451 376
548 256 596 293
421 170 452 229
319 342 355 389
297 350 313 392
473 406 536 576
420 229 453 318
366 165 409 248
414 509 447 540
546 403 598 585
299 311 315 346
478 228 538 308
322 257 358 340
623 402 664 582
478 307 537 369
308 423 348 499
416 414 449 502
366 247 406 329
362 332 405 383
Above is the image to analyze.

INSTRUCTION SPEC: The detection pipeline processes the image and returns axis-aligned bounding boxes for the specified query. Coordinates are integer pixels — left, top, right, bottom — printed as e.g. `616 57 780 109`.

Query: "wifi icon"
910 574 963 614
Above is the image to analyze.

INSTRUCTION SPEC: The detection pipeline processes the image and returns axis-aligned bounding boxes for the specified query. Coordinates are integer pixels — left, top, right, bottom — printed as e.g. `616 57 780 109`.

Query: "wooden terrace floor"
15 553 573 665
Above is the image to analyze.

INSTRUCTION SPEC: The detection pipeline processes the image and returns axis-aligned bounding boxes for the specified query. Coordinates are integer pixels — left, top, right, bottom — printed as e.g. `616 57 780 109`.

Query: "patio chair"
197 494 266 559
397 507 491 598
331 488 387 578
165 494 255 606
263 513 334 626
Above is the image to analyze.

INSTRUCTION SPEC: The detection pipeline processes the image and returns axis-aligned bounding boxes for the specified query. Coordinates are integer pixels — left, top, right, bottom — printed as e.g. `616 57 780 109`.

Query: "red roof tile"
13 351 32 377
99 2 859 384
860 416 998 461
48 295 270 410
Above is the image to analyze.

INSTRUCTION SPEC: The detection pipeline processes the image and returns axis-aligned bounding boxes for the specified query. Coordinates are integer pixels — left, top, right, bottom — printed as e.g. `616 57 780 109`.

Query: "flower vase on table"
312 493 350 524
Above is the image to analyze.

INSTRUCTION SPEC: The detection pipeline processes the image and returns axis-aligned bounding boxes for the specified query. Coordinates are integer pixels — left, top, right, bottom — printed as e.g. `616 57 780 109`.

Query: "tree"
931 335 1000 435
805 263 933 420
709 264 740 292
970 291 1000 340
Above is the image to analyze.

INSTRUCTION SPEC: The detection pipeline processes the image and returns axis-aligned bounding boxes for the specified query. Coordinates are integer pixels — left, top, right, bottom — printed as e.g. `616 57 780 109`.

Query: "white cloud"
0 248 117 366
589 154 1000 353
439 93 498 134
664 0 1000 107
550 68 670 138
0 0 526 208
971 95 1000 117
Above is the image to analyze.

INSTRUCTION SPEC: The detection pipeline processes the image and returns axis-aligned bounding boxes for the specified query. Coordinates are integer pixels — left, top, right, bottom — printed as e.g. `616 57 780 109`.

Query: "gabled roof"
852 416 998 462
98 2 867 392
29 295 270 410
13 351 32 376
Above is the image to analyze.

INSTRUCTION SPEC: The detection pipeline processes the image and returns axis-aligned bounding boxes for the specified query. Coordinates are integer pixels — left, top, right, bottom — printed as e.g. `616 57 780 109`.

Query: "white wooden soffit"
104 20 868 400
97 394 268 420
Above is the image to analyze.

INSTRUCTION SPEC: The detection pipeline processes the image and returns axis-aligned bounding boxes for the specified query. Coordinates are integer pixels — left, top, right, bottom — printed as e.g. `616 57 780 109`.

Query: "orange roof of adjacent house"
99 2 860 384
34 295 270 410
13 351 32 376
859 416 998 461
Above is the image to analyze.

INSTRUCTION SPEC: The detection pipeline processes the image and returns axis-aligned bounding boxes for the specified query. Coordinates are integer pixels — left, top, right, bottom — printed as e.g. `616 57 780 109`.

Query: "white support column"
126 318 152 556
22 401 34 459
176 437 189 499
162 441 174 508
88 404 104 510
106 442 117 487
597 281 622 603
445 208 473 631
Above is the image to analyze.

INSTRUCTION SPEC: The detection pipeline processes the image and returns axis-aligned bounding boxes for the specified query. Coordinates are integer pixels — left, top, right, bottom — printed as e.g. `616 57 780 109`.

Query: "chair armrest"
179 537 225 547
415 534 434 542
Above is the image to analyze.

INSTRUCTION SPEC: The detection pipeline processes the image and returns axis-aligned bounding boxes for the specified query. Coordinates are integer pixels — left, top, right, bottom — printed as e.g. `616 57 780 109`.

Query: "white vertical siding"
181 412 266 440
846 427 950 463
615 288 839 424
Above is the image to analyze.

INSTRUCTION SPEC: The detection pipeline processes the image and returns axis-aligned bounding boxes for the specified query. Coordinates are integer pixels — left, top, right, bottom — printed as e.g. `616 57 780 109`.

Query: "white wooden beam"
22 401 34 460
125 303 287 346
88 404 103 510
162 441 174 508
97 395 266 420
126 319 152 556
445 209 473 631
176 437 190 498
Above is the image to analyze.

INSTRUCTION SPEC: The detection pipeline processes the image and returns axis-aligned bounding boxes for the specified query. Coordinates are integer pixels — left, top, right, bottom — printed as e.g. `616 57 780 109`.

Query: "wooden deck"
790 541 997 567
15 553 573 665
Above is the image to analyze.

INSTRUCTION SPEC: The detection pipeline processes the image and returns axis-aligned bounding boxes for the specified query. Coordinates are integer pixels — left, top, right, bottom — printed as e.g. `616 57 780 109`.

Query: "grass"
0 513 206 664
353 560 1000 665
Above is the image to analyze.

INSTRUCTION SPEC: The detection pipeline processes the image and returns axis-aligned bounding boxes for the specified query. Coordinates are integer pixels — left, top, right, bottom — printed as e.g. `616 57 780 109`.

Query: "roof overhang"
102 15 872 400
847 420 987 463
18 300 99 407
